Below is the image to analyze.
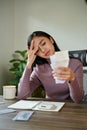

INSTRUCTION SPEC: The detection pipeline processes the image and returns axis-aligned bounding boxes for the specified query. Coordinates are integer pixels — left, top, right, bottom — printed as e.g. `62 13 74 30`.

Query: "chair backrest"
69 49 87 67
69 50 87 99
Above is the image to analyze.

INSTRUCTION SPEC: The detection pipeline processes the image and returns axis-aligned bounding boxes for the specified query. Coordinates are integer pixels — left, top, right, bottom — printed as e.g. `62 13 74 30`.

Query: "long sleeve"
68 61 84 103
17 59 84 103
17 66 41 99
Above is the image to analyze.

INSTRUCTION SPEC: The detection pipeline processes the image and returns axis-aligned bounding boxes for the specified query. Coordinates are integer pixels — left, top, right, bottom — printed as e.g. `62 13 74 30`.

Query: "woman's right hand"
27 40 38 69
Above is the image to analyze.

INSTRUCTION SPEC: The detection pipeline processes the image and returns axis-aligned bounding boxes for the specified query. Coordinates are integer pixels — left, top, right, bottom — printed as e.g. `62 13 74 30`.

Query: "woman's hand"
27 40 39 68
52 66 75 82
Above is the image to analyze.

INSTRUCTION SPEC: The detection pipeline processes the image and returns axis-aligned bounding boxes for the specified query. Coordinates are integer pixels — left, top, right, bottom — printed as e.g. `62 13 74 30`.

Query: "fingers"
26 40 39 68
29 40 39 55
30 40 34 50
52 66 72 81
52 67 70 75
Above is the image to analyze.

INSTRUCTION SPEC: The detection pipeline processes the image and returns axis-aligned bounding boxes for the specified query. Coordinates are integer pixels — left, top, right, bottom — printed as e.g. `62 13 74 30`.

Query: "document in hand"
8 100 65 112
50 50 69 84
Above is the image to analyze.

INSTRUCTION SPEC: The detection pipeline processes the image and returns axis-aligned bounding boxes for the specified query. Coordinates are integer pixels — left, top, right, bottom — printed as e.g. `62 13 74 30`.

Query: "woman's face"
32 36 55 59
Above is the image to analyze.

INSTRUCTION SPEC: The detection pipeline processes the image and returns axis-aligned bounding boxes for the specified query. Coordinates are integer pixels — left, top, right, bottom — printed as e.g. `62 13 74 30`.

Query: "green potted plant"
9 50 27 87
9 50 45 98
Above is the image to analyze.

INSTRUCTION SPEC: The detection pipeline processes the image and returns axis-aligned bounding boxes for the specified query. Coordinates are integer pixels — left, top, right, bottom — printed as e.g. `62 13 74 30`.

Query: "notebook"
8 100 65 112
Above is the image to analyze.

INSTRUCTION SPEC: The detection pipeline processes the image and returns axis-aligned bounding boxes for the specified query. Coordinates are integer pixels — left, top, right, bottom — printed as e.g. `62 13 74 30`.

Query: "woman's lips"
45 50 50 56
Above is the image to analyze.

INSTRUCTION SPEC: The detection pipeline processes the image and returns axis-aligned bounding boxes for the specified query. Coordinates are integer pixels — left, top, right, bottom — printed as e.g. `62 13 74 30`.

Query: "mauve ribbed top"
18 58 84 103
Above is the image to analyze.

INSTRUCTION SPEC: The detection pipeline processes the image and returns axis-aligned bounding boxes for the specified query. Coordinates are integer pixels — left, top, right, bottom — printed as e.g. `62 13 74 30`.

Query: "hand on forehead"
32 37 42 48
30 40 39 51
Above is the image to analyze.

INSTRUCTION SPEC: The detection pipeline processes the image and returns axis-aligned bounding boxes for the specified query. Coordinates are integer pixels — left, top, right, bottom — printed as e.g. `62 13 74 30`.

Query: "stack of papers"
50 50 69 84
8 100 65 112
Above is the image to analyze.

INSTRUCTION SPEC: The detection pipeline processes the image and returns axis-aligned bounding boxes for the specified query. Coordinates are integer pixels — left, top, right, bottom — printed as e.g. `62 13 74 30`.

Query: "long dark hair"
27 31 60 67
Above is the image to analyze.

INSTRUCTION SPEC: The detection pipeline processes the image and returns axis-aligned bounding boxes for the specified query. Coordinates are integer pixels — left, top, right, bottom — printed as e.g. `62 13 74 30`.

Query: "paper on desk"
32 101 65 112
0 109 16 115
12 111 34 121
8 100 65 112
8 100 40 109
50 50 69 84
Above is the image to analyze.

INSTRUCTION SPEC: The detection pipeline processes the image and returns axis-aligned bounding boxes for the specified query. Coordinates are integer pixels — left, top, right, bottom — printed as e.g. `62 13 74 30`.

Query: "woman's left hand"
52 66 75 82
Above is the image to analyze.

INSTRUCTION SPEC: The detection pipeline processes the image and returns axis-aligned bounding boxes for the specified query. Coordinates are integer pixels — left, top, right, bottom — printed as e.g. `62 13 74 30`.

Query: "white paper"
8 100 40 109
50 50 69 84
0 109 16 115
12 111 34 121
32 101 65 112
8 100 65 112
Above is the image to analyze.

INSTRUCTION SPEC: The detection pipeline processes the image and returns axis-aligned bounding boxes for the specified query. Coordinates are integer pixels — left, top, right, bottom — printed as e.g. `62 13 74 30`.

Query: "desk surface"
0 97 87 130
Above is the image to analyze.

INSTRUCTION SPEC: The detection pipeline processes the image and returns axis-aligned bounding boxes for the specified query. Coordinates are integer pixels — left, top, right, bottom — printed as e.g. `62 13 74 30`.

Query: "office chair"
69 49 87 69
69 49 87 74
69 49 87 103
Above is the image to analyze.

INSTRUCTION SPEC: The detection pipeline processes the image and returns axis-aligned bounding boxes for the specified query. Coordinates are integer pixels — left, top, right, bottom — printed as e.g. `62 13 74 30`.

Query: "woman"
18 31 84 103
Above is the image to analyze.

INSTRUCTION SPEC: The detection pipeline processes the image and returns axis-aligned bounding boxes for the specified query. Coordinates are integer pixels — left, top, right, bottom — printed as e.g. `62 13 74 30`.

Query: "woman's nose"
41 48 45 53
39 46 45 53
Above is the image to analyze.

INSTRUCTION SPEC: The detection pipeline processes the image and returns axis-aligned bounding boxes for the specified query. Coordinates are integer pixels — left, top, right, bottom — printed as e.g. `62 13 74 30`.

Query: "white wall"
14 0 87 50
0 0 14 94
0 0 87 94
